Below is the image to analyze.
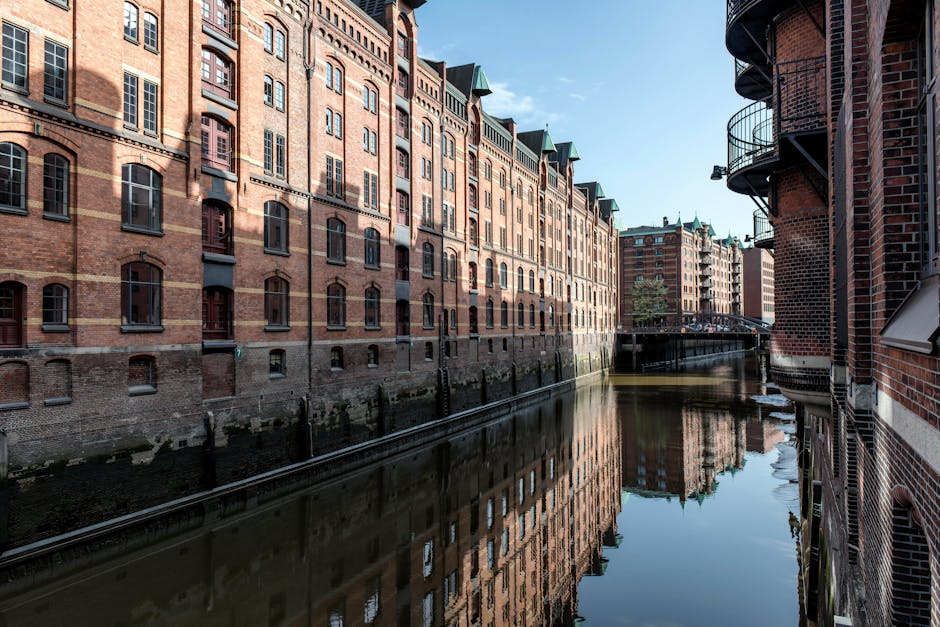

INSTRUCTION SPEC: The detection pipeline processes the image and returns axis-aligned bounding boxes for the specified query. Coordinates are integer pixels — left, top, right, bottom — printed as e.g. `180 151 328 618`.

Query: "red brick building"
722 0 940 623
0 0 618 544
618 216 742 329
742 246 774 323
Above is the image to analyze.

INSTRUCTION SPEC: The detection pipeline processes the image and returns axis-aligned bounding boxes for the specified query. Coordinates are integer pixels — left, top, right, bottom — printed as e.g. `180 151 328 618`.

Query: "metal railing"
776 55 826 134
753 209 774 246
727 0 764 26
728 100 775 176
735 58 750 80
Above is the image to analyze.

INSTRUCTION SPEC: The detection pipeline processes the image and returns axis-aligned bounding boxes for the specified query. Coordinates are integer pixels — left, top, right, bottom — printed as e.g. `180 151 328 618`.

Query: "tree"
631 278 668 326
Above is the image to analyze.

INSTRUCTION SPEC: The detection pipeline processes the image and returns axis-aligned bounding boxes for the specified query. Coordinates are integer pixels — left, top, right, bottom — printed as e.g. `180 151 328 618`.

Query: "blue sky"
414 0 755 238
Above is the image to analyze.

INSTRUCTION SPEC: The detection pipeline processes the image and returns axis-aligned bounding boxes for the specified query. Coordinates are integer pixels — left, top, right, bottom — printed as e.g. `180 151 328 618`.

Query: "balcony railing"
728 100 775 177
776 55 826 134
753 209 774 248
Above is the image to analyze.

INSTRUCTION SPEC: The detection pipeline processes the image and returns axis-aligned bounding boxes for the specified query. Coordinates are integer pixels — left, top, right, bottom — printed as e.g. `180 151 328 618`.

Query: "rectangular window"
123 72 138 127
263 130 273 173
326 156 333 196
2 24 27 91
370 130 377 154
43 40 68 103
142 80 158 134
275 134 285 177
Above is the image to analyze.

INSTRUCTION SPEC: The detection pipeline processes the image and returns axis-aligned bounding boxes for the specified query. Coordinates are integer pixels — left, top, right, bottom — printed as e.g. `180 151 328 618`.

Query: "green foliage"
631 278 668 325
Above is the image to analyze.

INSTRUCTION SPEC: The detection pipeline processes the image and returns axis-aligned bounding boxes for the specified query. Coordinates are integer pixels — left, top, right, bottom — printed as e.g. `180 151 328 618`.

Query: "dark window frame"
121 261 162 330
121 163 162 233
263 200 289 254
264 276 290 328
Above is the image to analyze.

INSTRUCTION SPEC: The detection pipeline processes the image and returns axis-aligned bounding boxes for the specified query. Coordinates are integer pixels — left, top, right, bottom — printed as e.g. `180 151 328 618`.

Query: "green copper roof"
568 142 581 161
541 129 557 153
708 224 716 237
692 216 703 231
472 66 491 96
724 235 735 246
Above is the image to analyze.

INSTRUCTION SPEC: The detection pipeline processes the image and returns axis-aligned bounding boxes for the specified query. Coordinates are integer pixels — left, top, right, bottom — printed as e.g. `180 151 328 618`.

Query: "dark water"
0 354 799 626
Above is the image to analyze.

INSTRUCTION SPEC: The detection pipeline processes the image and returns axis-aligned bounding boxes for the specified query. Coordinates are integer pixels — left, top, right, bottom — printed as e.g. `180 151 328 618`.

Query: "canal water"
0 354 800 626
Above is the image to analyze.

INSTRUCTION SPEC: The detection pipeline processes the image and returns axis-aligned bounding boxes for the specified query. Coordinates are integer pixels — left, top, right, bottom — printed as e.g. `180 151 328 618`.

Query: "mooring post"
631 333 637 370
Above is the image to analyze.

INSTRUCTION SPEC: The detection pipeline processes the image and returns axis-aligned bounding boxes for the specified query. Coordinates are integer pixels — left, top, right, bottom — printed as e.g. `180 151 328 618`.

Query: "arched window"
274 81 285 111
122 163 162 232
499 263 508 289
326 282 346 328
275 30 286 60
422 242 434 277
422 292 434 328
468 184 478 209
0 282 25 347
201 48 233 99
201 115 233 171
264 75 274 106
264 277 289 328
364 227 380 269
468 217 478 247
485 258 494 287
326 217 346 263
121 262 162 328
42 284 69 328
330 346 344 370
549 304 554 328
364 286 380 328
468 261 478 289
264 201 288 253
529 270 536 293
128 355 156 395
469 306 478 334
0 143 27 211
517 267 524 291
396 299 410 336
202 200 232 254
264 23 274 52
396 68 410 98
333 64 343 93
500 301 508 328
123 2 139 40
43 154 69 217
396 108 409 139
485 299 494 328
517 302 524 327
143 12 159 50
367 344 379 367
201 0 233 36
446 250 458 283
396 191 410 225
202 286 232 339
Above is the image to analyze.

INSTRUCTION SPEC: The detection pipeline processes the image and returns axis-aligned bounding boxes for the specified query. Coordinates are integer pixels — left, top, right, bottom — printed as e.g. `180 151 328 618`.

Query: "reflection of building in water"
0 386 621 627
622 401 782 502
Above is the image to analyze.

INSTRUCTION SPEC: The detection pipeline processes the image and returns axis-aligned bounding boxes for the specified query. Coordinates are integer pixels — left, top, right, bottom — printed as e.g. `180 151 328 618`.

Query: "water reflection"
0 385 621 627
578 355 801 627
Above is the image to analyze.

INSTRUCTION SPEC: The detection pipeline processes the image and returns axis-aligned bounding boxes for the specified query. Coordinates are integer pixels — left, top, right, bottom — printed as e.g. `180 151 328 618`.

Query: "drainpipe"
304 18 315 451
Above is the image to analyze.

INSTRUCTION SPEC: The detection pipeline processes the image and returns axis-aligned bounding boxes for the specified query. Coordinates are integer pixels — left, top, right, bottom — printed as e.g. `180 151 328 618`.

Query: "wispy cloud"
570 93 586 102
557 75 574 84
484 81 564 126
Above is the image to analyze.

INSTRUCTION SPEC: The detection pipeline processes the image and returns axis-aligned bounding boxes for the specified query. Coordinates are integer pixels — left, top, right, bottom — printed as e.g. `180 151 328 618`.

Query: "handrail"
753 209 774 245
728 100 775 176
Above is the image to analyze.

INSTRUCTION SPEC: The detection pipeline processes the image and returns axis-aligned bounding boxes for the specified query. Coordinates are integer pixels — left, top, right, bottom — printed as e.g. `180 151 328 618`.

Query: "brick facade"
723 0 940 624
0 0 618 547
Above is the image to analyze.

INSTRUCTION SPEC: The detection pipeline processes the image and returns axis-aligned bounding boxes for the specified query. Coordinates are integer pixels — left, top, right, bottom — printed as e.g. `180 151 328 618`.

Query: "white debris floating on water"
751 394 793 407
769 411 796 421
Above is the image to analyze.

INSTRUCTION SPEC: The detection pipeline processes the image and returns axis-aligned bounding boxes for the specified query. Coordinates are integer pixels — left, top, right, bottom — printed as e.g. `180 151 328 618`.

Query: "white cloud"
570 93 586 102
557 75 574 84
484 81 564 126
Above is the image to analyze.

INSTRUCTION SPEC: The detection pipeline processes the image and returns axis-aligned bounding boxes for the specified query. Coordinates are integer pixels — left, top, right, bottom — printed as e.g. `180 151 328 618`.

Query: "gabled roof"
599 198 619 222
352 0 426 23
446 63 492 98
549 142 580 171
518 129 557 156
575 181 605 204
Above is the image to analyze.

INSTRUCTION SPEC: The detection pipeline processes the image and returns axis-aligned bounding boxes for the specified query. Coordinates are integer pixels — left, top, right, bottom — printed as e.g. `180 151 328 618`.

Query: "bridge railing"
620 312 772 335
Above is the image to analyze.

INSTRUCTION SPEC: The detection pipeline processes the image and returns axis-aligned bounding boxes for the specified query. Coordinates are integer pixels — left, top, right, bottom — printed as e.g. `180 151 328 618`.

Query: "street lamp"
710 165 728 181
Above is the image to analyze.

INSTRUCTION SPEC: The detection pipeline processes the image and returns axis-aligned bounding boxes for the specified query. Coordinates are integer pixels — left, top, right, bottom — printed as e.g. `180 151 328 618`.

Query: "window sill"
124 35 139 45
43 396 72 407
202 23 239 50
121 224 164 237
264 248 290 257
269 372 286 380
202 252 236 265
326 325 347 331
42 323 70 333
45 0 69 9
326 259 347 266
0 401 29 412
201 165 238 182
145 45 159 55
1 83 29 97
330 367 344 373
365 325 381 331
128 384 157 397
43 96 68 109
202 340 236 350
264 325 291 332
364 264 381 271
43 212 70 223
201 88 239 111
121 324 164 333
0 205 28 216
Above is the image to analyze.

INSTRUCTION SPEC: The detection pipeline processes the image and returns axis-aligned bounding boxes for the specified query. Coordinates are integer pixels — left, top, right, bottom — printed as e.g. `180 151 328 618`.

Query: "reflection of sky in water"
752 393 793 407
579 358 800 627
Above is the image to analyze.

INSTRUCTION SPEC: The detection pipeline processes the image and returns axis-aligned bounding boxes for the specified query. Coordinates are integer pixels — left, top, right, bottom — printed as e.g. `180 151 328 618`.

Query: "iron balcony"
726 0 797 66
735 58 772 101
753 209 774 249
